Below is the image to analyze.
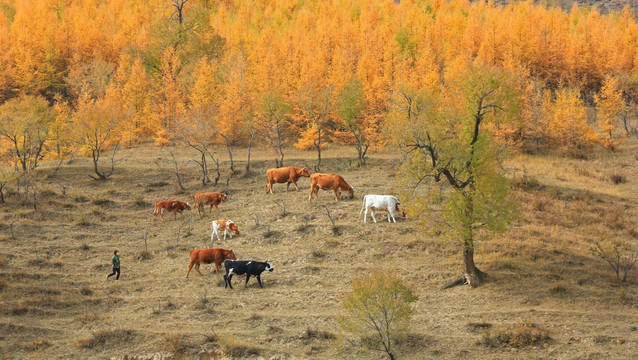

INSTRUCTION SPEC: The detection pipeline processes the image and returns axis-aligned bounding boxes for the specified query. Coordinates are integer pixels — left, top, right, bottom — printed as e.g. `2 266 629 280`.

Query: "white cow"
210 219 240 246
360 195 406 223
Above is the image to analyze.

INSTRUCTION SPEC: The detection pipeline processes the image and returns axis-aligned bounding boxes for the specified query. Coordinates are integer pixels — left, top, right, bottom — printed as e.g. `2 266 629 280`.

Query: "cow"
194 192 228 216
210 219 240 246
308 173 354 202
153 200 191 221
223 260 274 289
266 166 310 194
360 195 406 223
186 248 237 278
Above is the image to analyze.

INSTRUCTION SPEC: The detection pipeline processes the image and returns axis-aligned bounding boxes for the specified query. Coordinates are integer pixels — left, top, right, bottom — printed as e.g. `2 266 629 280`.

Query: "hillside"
0 144 637 359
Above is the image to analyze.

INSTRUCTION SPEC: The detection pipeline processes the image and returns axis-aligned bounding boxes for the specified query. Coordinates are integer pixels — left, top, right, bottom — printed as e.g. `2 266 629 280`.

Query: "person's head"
114 250 119 256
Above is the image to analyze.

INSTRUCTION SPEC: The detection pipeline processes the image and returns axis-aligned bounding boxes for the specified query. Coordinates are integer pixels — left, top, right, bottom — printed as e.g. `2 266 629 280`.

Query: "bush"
24 338 51 351
77 329 136 349
481 321 551 348
72 193 89 203
218 336 261 357
132 192 147 206
163 333 190 353
91 195 112 207
75 213 92 227
338 270 418 360
135 251 153 261
80 286 93 296
610 173 626 185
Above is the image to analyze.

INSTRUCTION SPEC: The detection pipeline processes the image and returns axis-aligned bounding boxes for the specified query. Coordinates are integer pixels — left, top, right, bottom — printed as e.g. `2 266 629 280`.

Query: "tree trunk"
246 130 255 174
200 152 209 186
463 247 484 287
315 125 322 168
0 182 5 204
225 138 235 174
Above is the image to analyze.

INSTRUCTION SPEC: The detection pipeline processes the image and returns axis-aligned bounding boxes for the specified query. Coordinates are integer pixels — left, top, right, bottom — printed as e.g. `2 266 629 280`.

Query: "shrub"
610 173 626 185
75 213 92 227
80 286 93 296
549 282 568 294
72 193 89 203
39 188 57 198
77 329 136 349
338 270 418 360
24 338 51 351
218 336 261 357
163 333 189 353
591 241 637 283
132 192 147 206
481 321 551 348
80 243 90 251
91 195 111 207
135 250 153 261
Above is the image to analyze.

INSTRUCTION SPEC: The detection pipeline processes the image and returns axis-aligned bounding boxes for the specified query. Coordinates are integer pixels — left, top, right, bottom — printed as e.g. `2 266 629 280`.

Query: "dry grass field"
1 143 637 359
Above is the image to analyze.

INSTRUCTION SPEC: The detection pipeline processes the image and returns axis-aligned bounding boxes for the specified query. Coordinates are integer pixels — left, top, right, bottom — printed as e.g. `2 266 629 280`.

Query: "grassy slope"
0 143 637 359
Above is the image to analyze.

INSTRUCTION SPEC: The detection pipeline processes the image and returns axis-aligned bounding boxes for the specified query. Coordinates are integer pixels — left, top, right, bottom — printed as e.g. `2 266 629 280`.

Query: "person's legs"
115 267 120 280
107 267 117 279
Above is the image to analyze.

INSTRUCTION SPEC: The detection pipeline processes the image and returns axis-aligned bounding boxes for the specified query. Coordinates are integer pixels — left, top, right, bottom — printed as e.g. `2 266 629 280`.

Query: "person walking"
107 250 121 280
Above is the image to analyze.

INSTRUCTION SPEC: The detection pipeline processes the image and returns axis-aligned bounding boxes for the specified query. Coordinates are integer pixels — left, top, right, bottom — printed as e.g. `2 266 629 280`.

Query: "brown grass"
1 144 638 359
24 338 51 351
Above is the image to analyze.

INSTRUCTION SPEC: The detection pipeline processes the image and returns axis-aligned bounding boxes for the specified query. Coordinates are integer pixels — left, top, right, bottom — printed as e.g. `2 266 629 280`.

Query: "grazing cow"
186 248 237 278
194 192 228 216
308 173 354 202
223 260 274 289
360 195 406 223
266 166 310 194
210 219 240 245
154 200 191 221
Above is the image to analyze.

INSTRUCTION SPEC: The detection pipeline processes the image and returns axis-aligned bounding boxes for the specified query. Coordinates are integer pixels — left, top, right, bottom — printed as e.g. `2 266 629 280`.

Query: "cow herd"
153 166 405 289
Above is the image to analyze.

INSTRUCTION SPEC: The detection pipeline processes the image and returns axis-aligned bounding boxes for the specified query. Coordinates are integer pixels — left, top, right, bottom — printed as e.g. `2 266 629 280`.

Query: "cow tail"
359 195 366 219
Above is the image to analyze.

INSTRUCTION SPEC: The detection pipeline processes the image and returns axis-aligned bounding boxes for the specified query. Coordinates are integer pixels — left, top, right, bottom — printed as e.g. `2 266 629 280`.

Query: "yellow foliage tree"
595 76 626 151
549 86 599 154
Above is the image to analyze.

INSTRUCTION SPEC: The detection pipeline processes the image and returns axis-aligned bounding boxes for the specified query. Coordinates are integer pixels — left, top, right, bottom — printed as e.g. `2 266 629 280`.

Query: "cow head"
348 186 354 199
299 167 310 177
396 202 406 218
264 260 274 272
226 249 237 260
185 202 192 210
221 193 229 202
226 220 240 235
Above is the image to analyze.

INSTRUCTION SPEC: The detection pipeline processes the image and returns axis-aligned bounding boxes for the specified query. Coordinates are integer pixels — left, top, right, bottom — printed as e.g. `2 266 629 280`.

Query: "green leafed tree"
388 64 519 288
338 271 418 360
336 77 369 165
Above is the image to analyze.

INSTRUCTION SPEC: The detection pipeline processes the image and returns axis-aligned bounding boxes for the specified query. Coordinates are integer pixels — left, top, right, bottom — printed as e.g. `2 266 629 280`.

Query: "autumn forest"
1 0 638 174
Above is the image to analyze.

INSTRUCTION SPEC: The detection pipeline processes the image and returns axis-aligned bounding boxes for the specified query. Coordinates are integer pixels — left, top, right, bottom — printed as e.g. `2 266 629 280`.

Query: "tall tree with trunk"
335 78 369 165
0 94 56 171
256 90 290 167
72 90 123 180
388 65 519 288
294 84 334 169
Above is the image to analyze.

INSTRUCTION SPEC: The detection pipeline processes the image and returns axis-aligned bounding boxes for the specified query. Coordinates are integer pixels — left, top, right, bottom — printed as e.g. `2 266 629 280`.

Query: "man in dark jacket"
107 250 120 280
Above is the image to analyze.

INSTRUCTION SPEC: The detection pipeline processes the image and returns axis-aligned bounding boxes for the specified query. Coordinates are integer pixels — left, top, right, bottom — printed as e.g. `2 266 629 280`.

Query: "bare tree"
296 84 334 169
592 241 638 283
0 181 5 204
171 0 189 24
173 108 220 186
155 151 186 191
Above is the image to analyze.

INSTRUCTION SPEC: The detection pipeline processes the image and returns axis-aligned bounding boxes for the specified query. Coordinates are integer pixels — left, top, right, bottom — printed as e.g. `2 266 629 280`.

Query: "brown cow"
186 248 237 278
309 173 354 201
266 166 310 194
154 200 191 221
194 192 228 216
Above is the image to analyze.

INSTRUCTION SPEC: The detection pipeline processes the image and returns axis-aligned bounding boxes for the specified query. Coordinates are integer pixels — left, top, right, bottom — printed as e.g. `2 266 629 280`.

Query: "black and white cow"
223 260 274 289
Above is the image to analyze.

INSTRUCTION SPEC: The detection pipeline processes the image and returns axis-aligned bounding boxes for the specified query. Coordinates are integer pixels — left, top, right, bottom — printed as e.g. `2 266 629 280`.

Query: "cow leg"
245 274 251 288
186 261 194 278
389 210 396 223
228 230 233 239
215 205 220 216
286 181 291 192
334 188 340 201
223 229 227 241
371 210 377 223
195 263 204 276
293 181 299 191
257 275 264 288
363 207 368 224
214 263 220 273
225 273 234 289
